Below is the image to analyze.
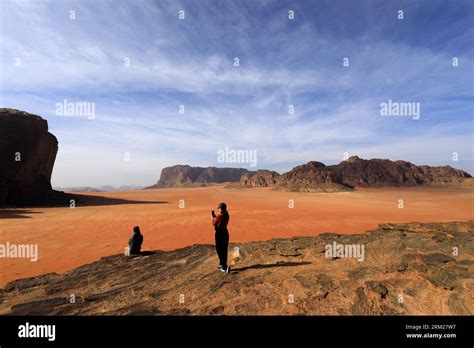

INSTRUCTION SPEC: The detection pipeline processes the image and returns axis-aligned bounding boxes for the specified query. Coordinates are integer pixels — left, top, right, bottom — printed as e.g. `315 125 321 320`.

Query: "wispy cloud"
1 0 473 186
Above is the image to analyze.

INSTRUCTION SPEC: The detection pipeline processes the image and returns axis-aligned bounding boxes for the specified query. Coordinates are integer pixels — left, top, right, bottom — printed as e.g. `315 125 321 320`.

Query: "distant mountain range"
146 156 472 192
54 185 144 193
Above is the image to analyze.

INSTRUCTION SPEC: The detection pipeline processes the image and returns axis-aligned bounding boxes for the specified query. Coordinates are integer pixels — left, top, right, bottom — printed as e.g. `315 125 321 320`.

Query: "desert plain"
0 185 472 287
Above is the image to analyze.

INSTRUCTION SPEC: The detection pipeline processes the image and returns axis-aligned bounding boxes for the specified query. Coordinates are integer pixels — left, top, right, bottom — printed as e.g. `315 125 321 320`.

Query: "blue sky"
1 0 473 187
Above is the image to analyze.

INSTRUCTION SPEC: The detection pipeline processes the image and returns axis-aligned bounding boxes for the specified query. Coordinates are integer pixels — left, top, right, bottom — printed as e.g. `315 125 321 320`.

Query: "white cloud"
1 0 472 186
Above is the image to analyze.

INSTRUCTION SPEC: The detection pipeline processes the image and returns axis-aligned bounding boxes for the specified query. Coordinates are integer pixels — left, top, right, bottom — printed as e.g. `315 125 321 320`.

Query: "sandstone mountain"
0 108 65 206
276 161 350 192
146 165 249 188
1 221 472 315
239 169 280 187
237 156 471 192
327 155 471 187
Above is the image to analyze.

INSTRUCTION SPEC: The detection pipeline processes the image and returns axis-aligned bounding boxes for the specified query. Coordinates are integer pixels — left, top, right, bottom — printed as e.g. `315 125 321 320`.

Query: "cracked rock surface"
0 221 472 315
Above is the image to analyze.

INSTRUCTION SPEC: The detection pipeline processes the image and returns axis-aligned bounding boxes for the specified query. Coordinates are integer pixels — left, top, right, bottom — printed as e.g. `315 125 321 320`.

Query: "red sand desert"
0 185 473 286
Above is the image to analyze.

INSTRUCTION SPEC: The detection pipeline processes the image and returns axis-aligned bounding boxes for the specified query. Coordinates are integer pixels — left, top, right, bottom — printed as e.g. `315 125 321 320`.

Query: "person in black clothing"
212 202 230 273
129 226 143 255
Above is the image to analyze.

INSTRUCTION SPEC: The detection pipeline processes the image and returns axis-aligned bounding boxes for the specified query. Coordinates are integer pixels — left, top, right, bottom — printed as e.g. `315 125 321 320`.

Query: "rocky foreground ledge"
1 221 472 315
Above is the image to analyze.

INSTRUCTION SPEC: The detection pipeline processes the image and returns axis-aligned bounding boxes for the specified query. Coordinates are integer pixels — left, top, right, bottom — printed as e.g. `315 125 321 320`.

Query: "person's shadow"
231 261 311 274
127 251 160 258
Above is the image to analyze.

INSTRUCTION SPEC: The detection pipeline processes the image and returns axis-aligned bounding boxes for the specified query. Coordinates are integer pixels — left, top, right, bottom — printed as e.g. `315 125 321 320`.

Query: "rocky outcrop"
325 156 471 188
0 109 63 206
146 165 249 188
149 157 471 192
277 161 350 192
240 170 280 187
1 221 472 315
271 156 471 192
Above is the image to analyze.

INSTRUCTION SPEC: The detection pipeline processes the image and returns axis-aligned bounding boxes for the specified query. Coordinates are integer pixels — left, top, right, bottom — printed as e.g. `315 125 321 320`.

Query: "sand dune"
0 185 473 286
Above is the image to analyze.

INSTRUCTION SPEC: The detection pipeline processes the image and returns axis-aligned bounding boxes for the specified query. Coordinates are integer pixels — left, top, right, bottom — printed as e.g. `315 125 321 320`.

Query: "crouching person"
128 226 143 255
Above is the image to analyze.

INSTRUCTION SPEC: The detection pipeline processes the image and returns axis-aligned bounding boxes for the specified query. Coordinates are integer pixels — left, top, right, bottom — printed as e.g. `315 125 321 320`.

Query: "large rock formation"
146 165 249 188
0 109 61 206
151 157 471 192
1 221 472 315
326 156 471 188
240 169 280 187
277 161 350 192
248 156 471 192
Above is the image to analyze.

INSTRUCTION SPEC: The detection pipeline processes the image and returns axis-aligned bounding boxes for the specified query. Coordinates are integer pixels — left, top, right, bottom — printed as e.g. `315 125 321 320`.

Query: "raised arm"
212 214 221 226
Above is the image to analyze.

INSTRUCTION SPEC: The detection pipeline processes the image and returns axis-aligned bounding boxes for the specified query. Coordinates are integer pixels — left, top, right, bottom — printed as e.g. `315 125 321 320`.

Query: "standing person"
212 202 230 273
129 226 143 255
